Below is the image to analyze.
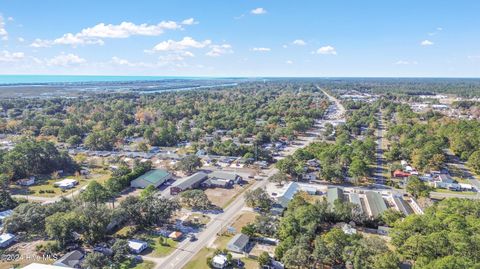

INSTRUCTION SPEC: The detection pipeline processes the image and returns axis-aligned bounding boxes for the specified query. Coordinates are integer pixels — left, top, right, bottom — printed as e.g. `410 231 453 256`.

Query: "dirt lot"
204 182 253 208
0 239 56 269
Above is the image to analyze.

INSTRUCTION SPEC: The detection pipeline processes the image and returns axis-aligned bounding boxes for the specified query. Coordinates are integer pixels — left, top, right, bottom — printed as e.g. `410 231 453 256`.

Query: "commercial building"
365 192 387 218
130 169 171 188
170 172 208 195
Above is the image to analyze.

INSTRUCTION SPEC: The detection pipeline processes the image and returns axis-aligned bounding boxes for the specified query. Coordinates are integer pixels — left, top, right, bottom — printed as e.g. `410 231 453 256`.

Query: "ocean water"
0 75 211 85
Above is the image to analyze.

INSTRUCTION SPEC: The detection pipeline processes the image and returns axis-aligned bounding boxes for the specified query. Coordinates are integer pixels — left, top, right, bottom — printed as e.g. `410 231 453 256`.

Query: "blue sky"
0 0 479 77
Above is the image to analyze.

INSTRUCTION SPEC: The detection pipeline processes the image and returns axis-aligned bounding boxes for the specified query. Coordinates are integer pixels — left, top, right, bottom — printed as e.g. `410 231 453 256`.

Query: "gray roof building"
53 250 84 268
365 192 387 218
392 196 414 216
227 233 250 253
348 193 363 214
170 172 208 195
327 187 345 207
209 171 242 182
276 182 299 208
202 178 232 188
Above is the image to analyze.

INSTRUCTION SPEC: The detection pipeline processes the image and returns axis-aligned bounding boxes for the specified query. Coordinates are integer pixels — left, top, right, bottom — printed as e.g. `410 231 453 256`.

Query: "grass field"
10 169 111 197
183 247 214 269
137 234 178 258
120 259 155 269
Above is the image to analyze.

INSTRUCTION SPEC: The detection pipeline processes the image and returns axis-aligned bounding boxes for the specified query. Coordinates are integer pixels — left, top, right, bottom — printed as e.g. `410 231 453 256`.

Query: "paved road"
374 111 386 184
153 174 272 269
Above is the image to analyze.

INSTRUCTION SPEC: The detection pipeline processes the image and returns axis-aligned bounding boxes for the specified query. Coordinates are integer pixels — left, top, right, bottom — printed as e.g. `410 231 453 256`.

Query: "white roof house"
53 179 78 189
0 233 16 248
211 254 228 269
128 239 148 254
0 210 13 221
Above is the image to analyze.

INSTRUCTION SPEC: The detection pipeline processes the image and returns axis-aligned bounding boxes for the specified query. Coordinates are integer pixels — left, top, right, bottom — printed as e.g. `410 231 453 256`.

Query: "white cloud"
286 60 293 64
111 56 155 68
421 40 434 46
7 17 13 22
292 39 306 46
251 8 267 15
47 53 86 66
0 50 25 62
206 44 233 57
0 16 7 39
282 44 288 49
428 27 443 36
151 36 211 52
395 60 418 65
181 18 198 25
31 19 191 47
30 38 53 48
17 37 24 42
252 47 271 52
315 45 337 55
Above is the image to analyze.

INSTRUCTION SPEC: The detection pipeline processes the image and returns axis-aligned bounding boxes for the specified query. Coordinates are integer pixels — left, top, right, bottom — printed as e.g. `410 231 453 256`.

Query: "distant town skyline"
1 0 480 77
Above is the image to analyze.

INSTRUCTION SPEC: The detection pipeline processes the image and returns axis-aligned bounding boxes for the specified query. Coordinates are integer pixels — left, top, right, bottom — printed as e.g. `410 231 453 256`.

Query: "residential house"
53 250 84 268
202 178 232 188
53 179 78 189
202 171 242 188
431 174 460 190
169 231 183 241
17 176 35 186
0 210 13 223
128 239 148 254
209 171 242 183
170 172 208 195
227 233 250 254
0 233 15 248
130 169 171 189
211 254 228 269
274 182 299 208
393 170 410 178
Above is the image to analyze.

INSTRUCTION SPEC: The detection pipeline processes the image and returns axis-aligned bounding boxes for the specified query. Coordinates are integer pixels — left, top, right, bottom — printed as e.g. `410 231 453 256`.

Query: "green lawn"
151 237 178 257
137 234 178 258
183 248 215 269
119 259 155 269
